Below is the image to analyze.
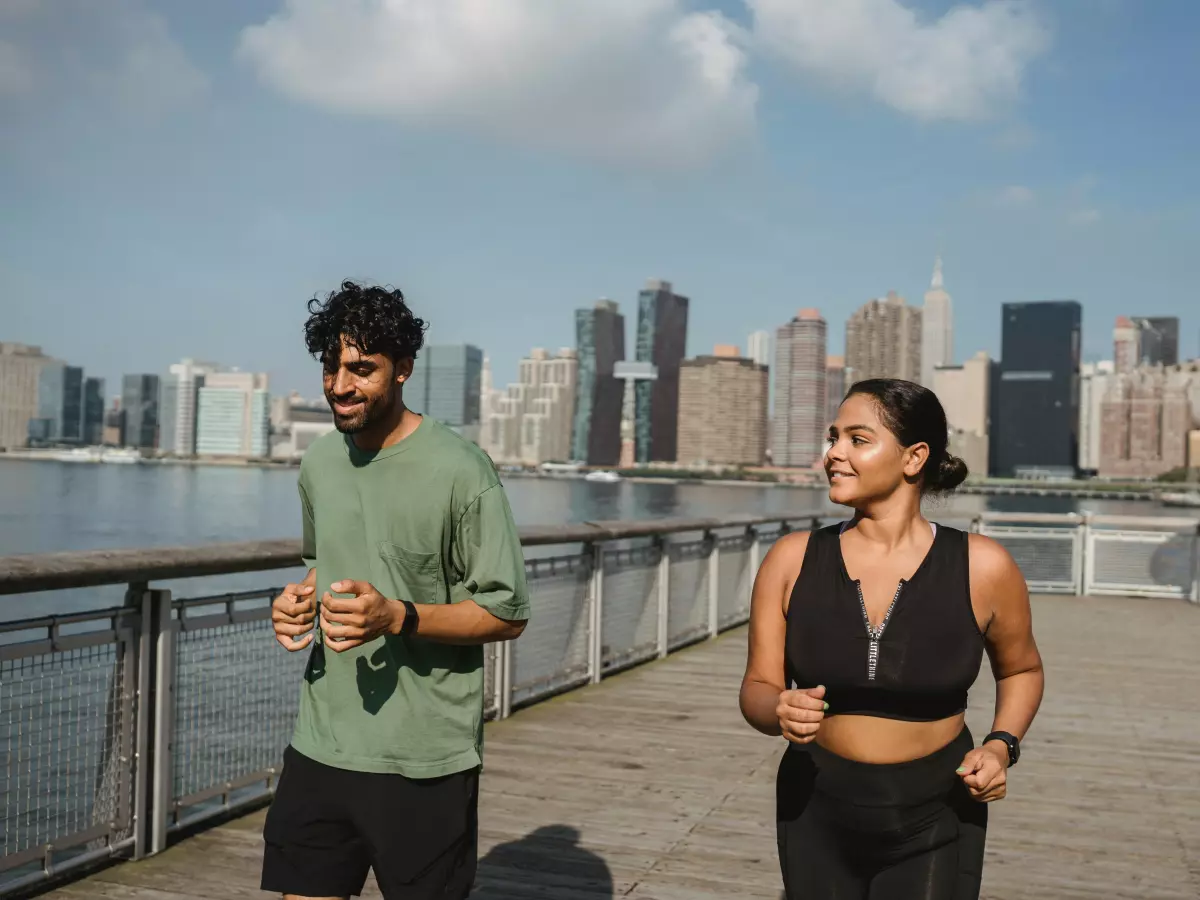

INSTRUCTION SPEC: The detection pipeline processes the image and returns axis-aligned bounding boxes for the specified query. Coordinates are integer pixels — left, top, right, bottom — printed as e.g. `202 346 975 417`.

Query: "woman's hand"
777 685 827 744
956 741 1009 802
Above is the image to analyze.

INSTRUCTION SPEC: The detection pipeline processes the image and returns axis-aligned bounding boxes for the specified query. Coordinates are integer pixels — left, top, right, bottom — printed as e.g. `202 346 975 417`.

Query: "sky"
2 0 1198 397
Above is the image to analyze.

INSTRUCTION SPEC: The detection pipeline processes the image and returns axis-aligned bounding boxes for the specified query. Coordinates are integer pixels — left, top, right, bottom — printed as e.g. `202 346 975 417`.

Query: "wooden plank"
32 593 1200 900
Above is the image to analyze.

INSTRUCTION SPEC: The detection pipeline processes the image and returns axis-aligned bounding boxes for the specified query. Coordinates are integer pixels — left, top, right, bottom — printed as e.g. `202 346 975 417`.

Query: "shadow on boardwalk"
475 824 613 898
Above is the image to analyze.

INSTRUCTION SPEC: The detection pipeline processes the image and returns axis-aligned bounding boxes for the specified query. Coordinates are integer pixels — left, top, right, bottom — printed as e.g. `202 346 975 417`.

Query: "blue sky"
2 0 1198 396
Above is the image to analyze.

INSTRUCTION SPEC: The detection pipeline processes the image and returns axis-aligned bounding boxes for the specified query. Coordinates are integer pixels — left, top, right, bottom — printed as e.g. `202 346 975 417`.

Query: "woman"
740 378 1044 900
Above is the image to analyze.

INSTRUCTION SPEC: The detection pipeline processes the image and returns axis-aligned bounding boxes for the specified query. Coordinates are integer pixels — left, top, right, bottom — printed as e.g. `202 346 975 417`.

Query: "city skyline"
2 2 1198 398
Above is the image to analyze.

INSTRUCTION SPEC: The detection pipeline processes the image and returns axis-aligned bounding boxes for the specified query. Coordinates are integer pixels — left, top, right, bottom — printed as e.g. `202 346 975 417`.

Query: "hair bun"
929 454 969 493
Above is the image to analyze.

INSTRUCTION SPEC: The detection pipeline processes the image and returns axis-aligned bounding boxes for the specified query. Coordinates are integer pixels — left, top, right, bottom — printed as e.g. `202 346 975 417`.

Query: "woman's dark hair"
304 280 428 366
844 378 969 494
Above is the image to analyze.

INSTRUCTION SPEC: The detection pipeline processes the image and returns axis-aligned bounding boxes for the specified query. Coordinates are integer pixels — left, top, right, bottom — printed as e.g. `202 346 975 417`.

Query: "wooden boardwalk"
38 594 1200 900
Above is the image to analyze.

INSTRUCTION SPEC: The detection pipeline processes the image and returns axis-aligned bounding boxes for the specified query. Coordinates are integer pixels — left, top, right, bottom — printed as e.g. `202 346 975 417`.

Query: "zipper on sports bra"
855 579 906 681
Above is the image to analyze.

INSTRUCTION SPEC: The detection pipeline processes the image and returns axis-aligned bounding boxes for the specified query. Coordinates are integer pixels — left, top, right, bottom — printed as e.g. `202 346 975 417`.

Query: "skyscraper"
845 291 922 383
1099 364 1195 479
482 348 578 466
30 363 84 444
932 351 993 478
992 301 1082 478
825 355 847 423
406 344 484 441
747 331 771 368
160 359 223 456
633 280 689 463
571 299 625 465
920 257 954 387
83 377 105 445
676 346 768 466
0 343 52 449
195 371 270 457
1078 361 1116 473
772 309 828 468
1145 317 1180 366
1113 317 1140 373
122 374 160 449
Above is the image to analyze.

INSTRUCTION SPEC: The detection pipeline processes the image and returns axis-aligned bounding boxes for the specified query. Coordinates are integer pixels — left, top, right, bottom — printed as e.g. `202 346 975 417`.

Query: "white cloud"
238 0 757 170
1066 208 1100 226
748 0 1051 121
0 40 34 96
994 184 1036 208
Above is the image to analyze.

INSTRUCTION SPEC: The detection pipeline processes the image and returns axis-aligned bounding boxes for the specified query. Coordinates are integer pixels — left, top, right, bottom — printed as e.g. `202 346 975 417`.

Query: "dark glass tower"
633 280 689 464
992 301 1081 477
571 300 625 465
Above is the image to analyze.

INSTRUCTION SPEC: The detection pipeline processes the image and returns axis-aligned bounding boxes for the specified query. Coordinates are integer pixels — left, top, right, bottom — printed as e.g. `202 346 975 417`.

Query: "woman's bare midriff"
815 712 967 763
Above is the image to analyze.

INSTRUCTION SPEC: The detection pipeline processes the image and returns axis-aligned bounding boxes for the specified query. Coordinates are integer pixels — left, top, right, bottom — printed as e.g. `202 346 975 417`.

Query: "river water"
0 458 1183 620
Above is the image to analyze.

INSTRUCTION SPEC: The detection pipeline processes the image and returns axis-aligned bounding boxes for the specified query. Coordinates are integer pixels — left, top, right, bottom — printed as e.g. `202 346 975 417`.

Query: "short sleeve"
299 479 317 570
451 483 530 621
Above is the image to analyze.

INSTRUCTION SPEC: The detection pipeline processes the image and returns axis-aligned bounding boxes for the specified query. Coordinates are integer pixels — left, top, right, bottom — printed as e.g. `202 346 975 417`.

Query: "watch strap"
983 730 1019 767
399 599 419 636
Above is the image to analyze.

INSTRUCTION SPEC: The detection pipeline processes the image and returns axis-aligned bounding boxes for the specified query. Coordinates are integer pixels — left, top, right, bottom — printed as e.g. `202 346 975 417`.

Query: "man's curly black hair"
304 280 428 366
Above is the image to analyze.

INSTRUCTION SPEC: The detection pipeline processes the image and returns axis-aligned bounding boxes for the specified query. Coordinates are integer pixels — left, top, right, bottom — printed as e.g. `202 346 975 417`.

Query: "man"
263 280 530 900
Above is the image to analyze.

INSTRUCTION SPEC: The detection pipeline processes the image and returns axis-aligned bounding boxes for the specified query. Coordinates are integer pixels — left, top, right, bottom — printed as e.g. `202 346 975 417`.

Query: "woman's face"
824 393 928 508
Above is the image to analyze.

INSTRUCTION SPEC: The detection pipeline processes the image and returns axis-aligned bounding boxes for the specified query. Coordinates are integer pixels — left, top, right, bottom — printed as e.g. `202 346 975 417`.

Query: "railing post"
1191 524 1200 604
1076 514 1091 597
131 584 172 859
707 531 719 638
130 583 151 861
746 526 760 619
150 589 175 855
498 640 513 719
589 542 605 684
657 536 670 658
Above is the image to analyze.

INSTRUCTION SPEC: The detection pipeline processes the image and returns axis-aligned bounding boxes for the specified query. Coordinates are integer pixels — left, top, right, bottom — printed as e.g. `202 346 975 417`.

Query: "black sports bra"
785 522 985 722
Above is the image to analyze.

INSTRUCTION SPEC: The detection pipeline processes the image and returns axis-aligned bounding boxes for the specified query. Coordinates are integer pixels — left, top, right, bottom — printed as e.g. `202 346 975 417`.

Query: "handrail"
0 511 825 596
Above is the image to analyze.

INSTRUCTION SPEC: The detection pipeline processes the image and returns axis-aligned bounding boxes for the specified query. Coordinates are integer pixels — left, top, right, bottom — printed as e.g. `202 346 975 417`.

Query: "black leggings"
776 726 988 900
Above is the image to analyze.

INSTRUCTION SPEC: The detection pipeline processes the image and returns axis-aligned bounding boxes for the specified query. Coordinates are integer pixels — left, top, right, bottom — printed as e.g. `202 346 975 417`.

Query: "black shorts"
261 746 479 899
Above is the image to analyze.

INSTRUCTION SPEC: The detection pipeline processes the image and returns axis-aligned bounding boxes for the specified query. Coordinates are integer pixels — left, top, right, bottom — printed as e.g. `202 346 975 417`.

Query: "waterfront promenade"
35 591 1200 900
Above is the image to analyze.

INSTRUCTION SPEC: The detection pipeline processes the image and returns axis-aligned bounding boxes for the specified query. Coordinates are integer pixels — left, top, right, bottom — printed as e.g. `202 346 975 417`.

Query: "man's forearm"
387 596 526 645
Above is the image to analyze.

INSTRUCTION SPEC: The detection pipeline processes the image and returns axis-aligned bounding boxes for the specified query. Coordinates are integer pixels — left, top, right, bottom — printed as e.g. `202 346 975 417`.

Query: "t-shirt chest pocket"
372 542 445 605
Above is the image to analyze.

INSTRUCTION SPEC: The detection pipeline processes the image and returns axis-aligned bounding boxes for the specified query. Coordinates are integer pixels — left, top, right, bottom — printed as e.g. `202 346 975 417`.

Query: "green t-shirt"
289 417 530 778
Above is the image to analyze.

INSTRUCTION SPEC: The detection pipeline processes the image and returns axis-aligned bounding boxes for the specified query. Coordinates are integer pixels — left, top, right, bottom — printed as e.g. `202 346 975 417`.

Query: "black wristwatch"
983 731 1020 767
399 599 419 636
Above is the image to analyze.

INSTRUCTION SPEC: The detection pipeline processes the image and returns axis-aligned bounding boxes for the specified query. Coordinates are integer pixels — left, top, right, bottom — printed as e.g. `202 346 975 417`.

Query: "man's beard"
327 392 392 434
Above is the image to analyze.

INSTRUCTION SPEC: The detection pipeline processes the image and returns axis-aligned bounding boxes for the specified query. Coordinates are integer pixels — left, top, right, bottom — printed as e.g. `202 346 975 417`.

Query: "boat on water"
101 447 142 464
584 470 621 483
1160 491 1200 508
53 447 103 463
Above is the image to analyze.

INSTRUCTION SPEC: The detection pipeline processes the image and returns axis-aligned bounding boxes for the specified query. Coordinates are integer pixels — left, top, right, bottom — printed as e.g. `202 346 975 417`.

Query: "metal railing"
1 509 1198 894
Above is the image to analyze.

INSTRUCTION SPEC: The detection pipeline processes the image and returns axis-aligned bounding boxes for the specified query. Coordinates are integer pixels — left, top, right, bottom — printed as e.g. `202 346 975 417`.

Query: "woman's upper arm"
743 532 809 690
969 533 1042 678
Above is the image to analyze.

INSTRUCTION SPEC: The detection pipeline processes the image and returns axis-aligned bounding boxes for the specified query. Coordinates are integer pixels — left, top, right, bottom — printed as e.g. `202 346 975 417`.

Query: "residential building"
0 342 52 449
195 371 270 457
160 359 223 456
570 299 625 466
406 344 484 442
772 309 828 468
845 291 922 383
102 403 125 447
676 346 768 466
826 355 847 423
920 257 954 387
83 377 105 445
121 374 161 449
1115 316 1182 372
1099 364 1196 479
1189 430 1200 471
1078 361 1116 473
992 301 1082 478
1113 317 1140 373
270 402 335 460
747 331 771 368
482 348 578 466
633 279 689 463
29 363 84 444
614 362 657 467
932 351 993 478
